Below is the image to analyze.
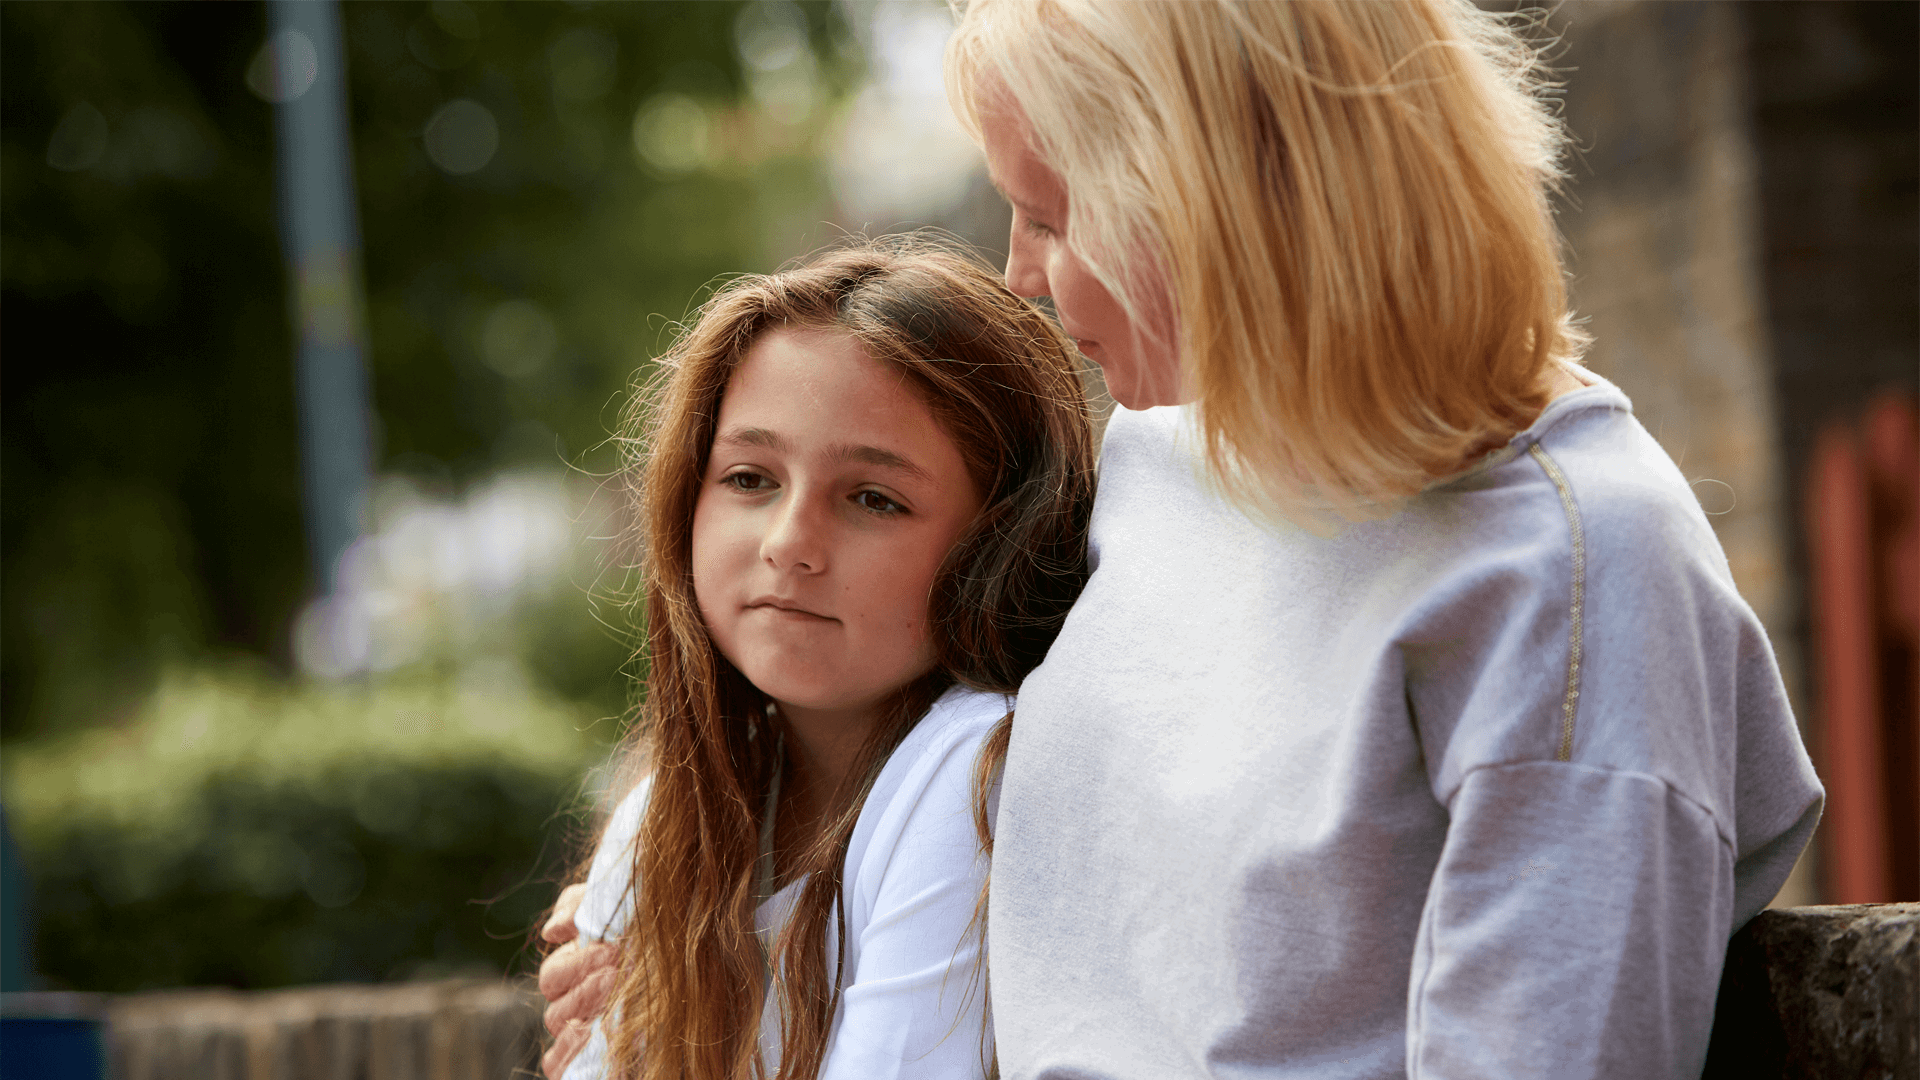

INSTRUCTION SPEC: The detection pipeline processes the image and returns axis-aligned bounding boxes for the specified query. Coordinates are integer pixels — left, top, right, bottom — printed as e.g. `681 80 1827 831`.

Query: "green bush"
3 664 620 991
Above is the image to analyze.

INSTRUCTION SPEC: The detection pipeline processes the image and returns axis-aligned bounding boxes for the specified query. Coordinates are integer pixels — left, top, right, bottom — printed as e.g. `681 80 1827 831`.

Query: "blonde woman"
942 1 1821 1078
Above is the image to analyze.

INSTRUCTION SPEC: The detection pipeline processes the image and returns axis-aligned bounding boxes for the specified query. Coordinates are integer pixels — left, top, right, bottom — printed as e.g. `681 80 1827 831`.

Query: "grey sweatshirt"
989 374 1823 1079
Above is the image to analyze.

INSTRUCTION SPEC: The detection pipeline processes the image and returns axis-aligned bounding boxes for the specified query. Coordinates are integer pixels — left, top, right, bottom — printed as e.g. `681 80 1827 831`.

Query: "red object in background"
1807 394 1920 903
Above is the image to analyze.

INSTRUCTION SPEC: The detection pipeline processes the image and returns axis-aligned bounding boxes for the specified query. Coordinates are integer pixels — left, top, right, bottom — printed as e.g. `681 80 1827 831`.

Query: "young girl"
549 237 1095 1080
945 1 1823 1078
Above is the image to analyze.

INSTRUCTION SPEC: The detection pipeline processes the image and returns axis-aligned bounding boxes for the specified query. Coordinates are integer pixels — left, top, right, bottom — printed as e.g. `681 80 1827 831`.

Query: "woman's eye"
1023 217 1055 239
722 471 772 493
853 490 906 515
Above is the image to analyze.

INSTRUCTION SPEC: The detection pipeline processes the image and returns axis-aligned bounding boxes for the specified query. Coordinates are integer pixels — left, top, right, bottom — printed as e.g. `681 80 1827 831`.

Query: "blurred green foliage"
2 0 857 989
1 0 853 739
2 1 291 738
4 664 612 990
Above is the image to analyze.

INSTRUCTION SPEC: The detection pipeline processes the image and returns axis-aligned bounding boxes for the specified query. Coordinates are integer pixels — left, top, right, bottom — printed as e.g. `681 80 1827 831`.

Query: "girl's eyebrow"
713 426 932 483
831 443 932 483
714 426 786 453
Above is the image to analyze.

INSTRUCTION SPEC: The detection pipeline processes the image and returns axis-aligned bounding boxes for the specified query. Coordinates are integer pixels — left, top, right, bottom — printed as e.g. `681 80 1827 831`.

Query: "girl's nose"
760 495 825 573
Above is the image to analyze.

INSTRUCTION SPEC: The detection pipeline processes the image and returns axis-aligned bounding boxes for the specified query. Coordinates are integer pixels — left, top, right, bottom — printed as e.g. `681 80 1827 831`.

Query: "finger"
543 1018 592 1080
540 937 618 1004
542 884 589 945
540 940 585 1006
545 961 617 1036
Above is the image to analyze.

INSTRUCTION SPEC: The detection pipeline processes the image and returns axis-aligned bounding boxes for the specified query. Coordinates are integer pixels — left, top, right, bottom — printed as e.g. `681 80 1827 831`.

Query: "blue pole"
270 0 374 598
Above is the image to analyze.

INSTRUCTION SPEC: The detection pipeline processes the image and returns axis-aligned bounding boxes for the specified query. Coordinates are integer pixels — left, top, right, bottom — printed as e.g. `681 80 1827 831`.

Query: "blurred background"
0 0 1913 996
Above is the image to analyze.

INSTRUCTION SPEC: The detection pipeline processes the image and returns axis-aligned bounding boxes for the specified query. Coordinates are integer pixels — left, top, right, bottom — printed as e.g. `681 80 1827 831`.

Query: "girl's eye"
853 490 906 515
1022 217 1055 239
722 471 773 493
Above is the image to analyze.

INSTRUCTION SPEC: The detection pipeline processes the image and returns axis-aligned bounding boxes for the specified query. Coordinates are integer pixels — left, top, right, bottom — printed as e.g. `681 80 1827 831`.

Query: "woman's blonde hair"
600 235 1094 1080
947 0 1587 522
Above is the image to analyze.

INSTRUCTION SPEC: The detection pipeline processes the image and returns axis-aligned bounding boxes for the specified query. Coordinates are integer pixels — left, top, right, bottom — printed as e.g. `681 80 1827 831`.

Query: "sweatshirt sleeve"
1405 761 1733 1077
1402 433 1822 1079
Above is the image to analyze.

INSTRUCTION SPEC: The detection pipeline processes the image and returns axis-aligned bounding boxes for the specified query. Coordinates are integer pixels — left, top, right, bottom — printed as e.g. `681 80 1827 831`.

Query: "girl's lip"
746 598 835 621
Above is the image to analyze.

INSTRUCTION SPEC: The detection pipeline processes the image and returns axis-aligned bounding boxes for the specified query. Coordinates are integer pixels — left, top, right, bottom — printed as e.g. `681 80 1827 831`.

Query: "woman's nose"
1005 231 1049 299
759 495 825 573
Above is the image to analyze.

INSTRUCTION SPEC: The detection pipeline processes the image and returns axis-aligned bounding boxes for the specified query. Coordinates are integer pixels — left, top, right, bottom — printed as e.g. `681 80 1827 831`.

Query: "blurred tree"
2 1 853 737
2 1 291 738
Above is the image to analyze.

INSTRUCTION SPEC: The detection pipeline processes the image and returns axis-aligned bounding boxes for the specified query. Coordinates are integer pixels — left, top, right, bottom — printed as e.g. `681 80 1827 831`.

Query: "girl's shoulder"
575 773 652 941
894 684 1014 769
844 686 1010 888
577 686 1008 942
862 685 1012 820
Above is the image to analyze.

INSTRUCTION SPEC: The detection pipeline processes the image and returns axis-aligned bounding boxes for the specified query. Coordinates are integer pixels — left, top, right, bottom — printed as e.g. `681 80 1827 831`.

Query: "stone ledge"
5 905 1915 1078
106 978 541 1080
1705 902 1919 1079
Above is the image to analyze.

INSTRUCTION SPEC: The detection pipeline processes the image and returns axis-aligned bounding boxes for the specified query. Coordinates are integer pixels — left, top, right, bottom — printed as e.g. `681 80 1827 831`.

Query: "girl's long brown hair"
604 234 1095 1080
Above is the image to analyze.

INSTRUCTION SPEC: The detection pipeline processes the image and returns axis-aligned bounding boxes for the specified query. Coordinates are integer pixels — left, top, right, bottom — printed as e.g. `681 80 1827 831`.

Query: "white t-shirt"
565 684 1009 1080
989 374 1823 1079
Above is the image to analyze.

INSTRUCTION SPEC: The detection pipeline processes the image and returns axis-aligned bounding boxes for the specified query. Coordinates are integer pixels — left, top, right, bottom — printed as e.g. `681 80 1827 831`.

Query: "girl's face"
979 90 1186 410
691 328 983 725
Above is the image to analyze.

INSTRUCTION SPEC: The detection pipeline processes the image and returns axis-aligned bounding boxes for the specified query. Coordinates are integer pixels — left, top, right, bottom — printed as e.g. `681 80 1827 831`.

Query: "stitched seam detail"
1451 758 1738 854
1528 443 1585 762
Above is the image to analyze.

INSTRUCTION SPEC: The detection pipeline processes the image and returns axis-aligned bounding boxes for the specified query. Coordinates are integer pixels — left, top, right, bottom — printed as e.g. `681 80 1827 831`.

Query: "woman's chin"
1089 361 1184 411
1108 383 1170 411
1108 377 1191 411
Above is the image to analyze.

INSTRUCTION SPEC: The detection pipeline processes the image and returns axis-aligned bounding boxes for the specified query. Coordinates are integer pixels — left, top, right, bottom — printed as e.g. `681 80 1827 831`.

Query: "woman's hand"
540 883 618 1079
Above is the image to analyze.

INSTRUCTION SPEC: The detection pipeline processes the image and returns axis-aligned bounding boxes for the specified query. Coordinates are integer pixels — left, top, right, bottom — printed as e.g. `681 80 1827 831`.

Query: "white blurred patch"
295 472 581 680
830 1 981 223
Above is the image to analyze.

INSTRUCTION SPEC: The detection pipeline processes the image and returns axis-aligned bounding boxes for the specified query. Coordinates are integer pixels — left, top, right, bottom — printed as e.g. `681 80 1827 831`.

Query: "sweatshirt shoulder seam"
1525 442 1586 762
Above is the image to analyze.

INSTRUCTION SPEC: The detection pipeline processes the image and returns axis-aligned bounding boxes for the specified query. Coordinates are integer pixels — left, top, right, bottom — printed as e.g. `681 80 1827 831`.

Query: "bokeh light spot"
423 99 499 175
481 300 557 378
632 94 709 174
246 29 320 104
735 1 808 73
429 0 480 41
406 13 475 71
46 102 109 171
549 26 618 105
